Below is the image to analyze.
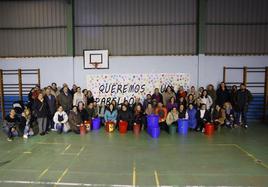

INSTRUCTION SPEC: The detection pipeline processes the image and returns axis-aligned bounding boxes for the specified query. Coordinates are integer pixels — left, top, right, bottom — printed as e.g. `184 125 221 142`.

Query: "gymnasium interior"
0 0 268 186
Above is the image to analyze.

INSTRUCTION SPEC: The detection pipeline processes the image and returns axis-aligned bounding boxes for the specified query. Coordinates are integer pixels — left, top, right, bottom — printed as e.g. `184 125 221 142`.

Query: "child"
53 106 69 133
20 108 34 139
2 109 19 141
196 104 211 132
68 106 82 134
187 104 197 130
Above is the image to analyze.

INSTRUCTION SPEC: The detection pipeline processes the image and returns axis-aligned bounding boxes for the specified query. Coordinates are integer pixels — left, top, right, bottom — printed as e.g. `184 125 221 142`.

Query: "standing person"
188 86 199 100
51 82 60 97
176 86 187 100
199 90 213 111
87 90 94 105
82 89 88 105
70 84 77 97
163 86 176 106
68 106 82 134
33 93 48 136
44 87 57 131
73 87 84 106
196 104 211 132
235 83 253 128
2 109 20 141
187 94 197 108
216 82 230 107
130 97 142 112
207 84 217 109
58 86 73 114
143 94 152 110
53 106 69 133
152 88 163 104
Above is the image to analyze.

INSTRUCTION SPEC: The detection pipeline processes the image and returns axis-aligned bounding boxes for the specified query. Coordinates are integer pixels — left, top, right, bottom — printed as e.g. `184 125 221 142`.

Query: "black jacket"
216 88 230 106
33 99 48 118
196 110 211 123
44 95 57 117
117 110 133 124
235 89 253 111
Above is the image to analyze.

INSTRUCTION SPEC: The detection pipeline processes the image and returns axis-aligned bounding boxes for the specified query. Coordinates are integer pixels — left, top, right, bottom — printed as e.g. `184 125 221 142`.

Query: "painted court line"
61 144 72 155
54 168 69 187
154 170 160 187
132 162 136 187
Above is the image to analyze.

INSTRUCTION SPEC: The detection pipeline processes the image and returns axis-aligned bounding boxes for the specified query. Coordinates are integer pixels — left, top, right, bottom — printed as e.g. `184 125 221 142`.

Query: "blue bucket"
147 115 159 128
92 118 101 130
147 127 160 138
178 119 189 135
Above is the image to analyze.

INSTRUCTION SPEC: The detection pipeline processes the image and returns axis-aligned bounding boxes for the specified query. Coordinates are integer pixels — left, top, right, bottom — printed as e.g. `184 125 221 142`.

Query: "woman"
20 108 34 139
196 104 211 132
145 103 155 116
152 88 163 104
166 97 178 112
187 94 197 108
223 102 235 128
199 90 213 111
166 107 179 126
163 86 176 106
176 86 187 99
73 87 85 106
117 104 133 130
77 101 89 122
68 106 82 134
86 102 97 120
87 90 94 105
104 103 118 124
212 105 226 127
53 106 69 133
178 96 187 109
133 104 145 130
178 104 188 120
33 93 48 136
216 82 230 107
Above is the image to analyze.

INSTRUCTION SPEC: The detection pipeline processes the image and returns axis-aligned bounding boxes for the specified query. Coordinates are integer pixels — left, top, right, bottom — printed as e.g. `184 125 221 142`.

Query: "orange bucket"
80 124 86 135
105 121 115 133
205 123 215 135
119 121 128 134
84 120 91 132
133 124 141 135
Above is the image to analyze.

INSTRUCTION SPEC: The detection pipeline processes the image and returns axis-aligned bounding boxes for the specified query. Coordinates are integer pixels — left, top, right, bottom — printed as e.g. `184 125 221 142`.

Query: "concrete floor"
0 123 268 187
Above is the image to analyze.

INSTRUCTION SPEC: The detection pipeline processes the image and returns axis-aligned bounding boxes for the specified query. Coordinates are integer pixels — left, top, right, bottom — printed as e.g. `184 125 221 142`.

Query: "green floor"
0 123 268 187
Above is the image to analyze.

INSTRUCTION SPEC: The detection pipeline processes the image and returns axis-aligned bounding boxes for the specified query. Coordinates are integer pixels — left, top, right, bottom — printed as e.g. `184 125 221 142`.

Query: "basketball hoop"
91 62 100 69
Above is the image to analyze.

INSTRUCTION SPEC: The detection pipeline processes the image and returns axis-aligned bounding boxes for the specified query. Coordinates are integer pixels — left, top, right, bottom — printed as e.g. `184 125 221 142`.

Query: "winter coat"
68 111 82 131
235 89 253 112
58 93 73 112
33 99 48 118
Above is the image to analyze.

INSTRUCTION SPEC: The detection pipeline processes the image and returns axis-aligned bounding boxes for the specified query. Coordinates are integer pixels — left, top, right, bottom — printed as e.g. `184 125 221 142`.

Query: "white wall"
0 55 268 91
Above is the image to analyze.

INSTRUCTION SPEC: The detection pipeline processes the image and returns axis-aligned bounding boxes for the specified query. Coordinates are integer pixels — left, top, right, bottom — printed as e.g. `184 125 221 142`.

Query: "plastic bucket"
92 118 101 130
147 115 159 128
133 124 141 135
119 121 128 134
148 127 160 138
80 124 86 135
105 121 115 133
84 120 91 132
178 119 189 135
205 123 215 135
169 124 177 135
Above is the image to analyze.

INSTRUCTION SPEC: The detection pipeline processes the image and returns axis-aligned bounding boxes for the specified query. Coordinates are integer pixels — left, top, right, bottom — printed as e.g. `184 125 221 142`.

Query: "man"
235 83 253 129
44 87 57 131
58 86 73 114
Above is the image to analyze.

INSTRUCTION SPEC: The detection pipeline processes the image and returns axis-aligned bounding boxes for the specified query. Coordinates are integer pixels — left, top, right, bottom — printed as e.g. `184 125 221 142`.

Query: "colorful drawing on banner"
87 73 190 105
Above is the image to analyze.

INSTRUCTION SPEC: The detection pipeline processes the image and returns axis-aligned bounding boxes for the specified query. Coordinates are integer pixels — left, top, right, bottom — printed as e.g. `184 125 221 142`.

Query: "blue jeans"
3 126 18 138
24 125 34 136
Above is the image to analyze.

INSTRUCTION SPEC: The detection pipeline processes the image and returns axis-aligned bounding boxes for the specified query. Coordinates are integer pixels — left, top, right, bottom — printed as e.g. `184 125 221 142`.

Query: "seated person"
212 105 226 127
86 102 97 120
178 104 189 119
104 103 118 124
187 103 197 130
117 104 133 130
155 102 168 130
166 97 178 112
133 104 146 130
166 107 179 126
2 109 20 141
68 106 82 134
77 101 89 122
223 102 235 128
20 108 34 139
196 103 211 132
53 106 69 133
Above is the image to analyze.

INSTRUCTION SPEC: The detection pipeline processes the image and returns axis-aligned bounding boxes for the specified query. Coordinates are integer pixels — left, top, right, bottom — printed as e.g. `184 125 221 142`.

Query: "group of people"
2 82 252 141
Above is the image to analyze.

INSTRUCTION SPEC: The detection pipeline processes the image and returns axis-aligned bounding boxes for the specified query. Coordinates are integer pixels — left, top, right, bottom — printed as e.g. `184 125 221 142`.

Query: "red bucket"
119 121 128 134
133 124 141 135
84 120 91 132
105 121 115 133
80 124 86 135
205 123 215 135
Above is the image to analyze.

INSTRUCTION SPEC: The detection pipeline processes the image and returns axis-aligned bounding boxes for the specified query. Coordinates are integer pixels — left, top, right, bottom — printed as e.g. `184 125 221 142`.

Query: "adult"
163 86 176 106
58 86 73 114
152 88 163 104
44 87 57 131
68 106 82 134
216 82 230 107
2 109 20 141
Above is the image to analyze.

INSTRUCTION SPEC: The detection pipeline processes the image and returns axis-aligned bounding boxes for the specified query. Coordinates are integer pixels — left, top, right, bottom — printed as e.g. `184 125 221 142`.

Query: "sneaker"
244 125 248 129
202 128 205 133
23 135 28 139
51 128 57 132
7 138 13 142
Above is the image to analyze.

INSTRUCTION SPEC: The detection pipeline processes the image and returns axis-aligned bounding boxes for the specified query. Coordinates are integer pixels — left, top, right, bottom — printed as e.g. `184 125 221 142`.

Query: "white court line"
0 180 249 187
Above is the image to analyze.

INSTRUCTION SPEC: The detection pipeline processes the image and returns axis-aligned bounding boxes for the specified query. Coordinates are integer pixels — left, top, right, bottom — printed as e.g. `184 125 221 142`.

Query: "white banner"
87 73 190 105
